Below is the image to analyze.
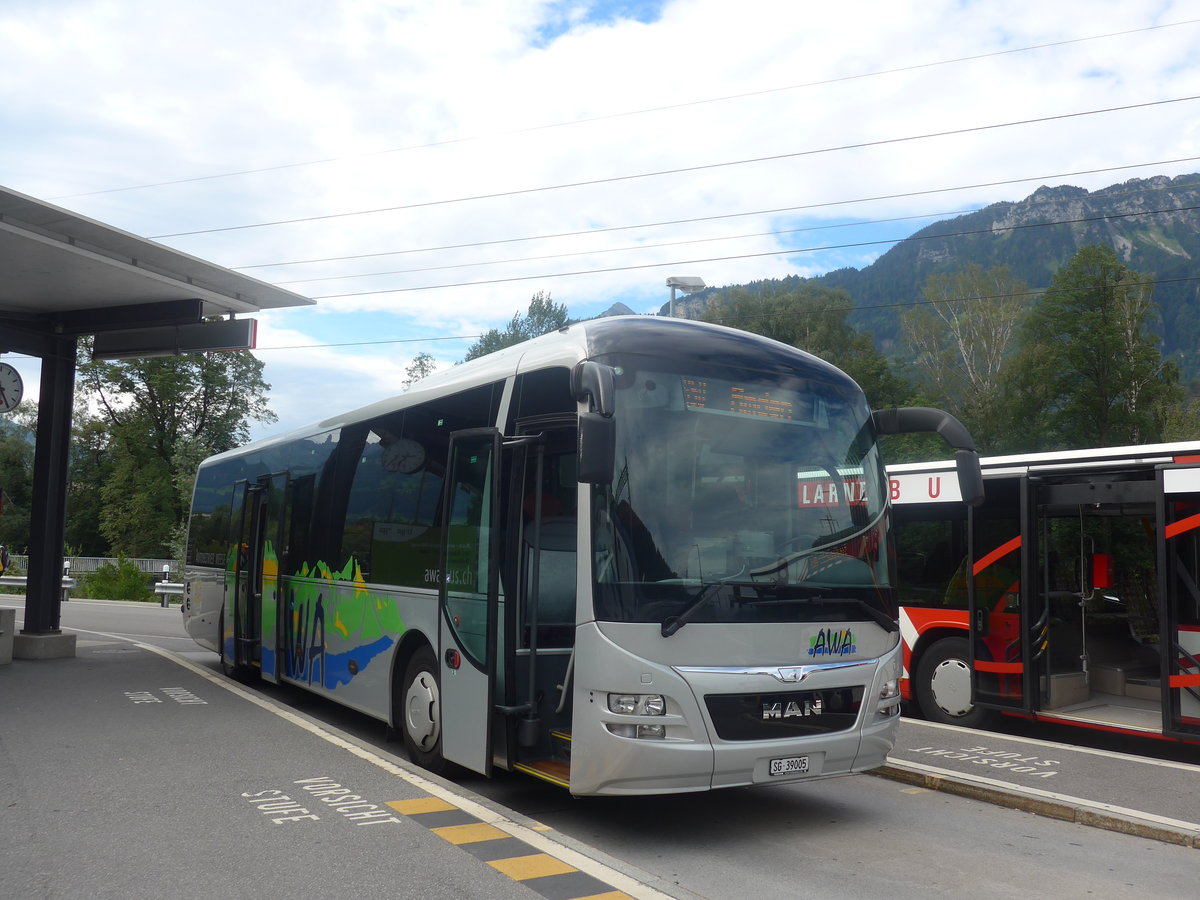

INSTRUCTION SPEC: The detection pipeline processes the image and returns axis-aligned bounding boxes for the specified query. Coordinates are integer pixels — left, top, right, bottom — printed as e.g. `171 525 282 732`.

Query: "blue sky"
2 0 1199 440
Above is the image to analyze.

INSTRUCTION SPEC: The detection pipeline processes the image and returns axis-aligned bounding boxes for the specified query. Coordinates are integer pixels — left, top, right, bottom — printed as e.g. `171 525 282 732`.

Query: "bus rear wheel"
914 636 992 728
400 646 446 774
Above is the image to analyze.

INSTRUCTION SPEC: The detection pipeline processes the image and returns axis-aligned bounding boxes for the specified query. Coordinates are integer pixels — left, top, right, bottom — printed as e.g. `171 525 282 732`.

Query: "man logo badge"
763 698 823 720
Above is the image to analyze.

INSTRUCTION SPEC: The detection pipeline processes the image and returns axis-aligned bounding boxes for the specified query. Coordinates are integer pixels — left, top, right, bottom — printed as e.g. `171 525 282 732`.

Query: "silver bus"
183 316 980 795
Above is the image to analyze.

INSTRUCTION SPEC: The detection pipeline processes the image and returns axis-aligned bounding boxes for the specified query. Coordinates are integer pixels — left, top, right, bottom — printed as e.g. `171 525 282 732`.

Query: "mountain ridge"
666 173 1200 375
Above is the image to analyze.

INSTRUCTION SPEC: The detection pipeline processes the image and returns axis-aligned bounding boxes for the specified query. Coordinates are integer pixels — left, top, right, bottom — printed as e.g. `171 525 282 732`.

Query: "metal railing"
7 556 177 577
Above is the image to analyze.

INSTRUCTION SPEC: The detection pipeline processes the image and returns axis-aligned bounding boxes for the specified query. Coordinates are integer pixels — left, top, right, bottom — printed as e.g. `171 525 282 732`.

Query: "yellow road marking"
433 822 510 844
489 853 577 880
387 797 456 815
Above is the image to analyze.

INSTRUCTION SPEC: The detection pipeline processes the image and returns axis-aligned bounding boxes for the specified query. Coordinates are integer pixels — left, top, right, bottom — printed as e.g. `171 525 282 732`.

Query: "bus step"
551 730 572 759
513 758 571 789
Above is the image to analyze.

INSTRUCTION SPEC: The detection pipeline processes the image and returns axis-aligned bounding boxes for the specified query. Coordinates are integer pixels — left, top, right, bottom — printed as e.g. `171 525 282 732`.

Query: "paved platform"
880 717 1200 848
0 634 676 900
3 622 1197 900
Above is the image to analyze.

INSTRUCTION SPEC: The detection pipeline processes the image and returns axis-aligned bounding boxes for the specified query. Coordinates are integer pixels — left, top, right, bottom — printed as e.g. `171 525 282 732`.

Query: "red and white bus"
888 442 1200 743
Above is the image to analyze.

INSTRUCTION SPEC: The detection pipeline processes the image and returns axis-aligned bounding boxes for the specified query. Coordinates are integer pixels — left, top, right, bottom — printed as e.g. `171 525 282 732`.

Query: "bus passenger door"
226 474 288 680
968 474 1036 714
258 473 289 684
438 428 502 775
1158 466 1200 738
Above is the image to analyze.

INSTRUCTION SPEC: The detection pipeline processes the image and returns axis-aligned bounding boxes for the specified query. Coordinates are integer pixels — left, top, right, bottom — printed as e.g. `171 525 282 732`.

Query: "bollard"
161 564 171 607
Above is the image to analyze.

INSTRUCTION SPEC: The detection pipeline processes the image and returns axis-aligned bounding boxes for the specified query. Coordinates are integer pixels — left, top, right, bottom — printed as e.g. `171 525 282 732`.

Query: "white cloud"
2 0 1199 435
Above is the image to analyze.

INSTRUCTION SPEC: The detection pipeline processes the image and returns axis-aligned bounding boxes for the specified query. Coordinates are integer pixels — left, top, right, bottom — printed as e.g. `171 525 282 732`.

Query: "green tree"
402 351 436 389
65 412 113 555
902 264 1028 451
78 342 276 557
464 292 569 361
0 401 36 553
1013 245 1180 449
700 281 911 407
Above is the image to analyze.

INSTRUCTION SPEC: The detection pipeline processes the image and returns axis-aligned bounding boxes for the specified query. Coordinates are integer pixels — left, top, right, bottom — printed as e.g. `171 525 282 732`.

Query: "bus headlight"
605 722 667 739
607 693 665 716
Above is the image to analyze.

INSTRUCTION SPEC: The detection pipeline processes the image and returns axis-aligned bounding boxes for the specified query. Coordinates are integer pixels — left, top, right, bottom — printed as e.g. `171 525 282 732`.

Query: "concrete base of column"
14 631 77 659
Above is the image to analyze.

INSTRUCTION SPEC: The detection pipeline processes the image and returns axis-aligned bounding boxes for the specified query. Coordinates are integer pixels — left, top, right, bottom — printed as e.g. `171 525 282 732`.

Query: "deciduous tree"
78 342 275 557
902 264 1028 451
464 292 569 361
1014 245 1180 448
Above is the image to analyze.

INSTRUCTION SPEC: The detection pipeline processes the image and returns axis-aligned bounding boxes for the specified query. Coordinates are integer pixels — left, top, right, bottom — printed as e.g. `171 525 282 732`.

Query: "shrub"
81 556 155 602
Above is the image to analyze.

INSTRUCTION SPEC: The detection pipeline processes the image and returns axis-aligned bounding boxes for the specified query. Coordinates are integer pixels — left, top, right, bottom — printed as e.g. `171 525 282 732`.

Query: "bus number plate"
770 755 809 776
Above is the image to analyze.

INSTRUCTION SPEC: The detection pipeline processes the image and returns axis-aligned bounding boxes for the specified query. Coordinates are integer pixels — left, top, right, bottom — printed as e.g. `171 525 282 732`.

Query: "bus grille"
704 687 865 741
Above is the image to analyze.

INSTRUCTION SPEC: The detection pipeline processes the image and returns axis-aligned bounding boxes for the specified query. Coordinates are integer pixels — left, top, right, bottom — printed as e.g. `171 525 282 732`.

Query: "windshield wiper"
660 580 784 637
661 581 724 637
667 585 902 633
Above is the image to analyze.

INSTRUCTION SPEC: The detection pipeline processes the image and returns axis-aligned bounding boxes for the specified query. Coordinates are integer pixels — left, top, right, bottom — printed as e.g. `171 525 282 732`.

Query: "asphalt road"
4 597 1198 900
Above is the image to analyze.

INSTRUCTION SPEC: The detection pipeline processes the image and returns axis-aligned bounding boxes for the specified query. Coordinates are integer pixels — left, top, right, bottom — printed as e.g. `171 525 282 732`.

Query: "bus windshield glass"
591 356 893 628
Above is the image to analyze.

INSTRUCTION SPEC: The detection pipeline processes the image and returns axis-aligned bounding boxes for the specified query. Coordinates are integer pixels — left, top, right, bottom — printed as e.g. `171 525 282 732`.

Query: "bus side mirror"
573 361 617 484
577 411 615 484
954 448 985 508
872 406 985 507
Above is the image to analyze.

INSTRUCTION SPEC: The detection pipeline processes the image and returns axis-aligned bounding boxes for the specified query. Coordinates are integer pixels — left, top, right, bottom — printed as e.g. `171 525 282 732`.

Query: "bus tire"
400 645 446 774
914 636 992 728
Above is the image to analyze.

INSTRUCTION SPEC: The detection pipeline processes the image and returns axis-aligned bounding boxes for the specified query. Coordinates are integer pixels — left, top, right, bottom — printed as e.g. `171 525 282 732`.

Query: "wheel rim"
929 657 974 718
404 669 440 751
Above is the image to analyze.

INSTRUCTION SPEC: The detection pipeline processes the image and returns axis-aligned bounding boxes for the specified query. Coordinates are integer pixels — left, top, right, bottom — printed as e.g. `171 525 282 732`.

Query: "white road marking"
65 625 675 900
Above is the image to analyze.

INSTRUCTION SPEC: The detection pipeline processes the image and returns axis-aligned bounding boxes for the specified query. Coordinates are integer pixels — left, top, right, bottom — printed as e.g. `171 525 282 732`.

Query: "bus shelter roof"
0 183 313 651
0 183 311 326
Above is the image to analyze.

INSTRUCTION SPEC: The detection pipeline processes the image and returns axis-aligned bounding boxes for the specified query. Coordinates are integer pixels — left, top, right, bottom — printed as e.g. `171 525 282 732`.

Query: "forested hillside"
673 173 1200 378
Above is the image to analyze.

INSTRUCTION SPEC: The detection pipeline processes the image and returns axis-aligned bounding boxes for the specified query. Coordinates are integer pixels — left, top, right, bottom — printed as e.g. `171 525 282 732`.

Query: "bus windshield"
591 356 893 630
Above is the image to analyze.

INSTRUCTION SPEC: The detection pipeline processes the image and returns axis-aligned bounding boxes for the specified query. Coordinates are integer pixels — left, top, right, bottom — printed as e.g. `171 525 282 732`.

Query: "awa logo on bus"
807 627 856 658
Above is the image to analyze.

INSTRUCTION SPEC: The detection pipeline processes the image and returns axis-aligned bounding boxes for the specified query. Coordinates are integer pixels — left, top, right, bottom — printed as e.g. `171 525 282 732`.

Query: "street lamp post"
666 276 706 318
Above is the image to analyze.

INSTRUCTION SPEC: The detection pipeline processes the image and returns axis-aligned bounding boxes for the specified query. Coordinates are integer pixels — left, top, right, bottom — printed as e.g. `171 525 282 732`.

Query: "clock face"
0 363 23 413
382 437 426 474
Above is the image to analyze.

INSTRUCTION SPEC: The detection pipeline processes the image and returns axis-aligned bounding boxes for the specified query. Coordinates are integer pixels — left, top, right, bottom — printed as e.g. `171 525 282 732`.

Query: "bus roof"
888 440 1200 477
202 316 857 465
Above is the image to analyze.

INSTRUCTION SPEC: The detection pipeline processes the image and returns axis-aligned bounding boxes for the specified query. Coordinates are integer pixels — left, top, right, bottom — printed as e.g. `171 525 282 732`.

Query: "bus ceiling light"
607 693 665 716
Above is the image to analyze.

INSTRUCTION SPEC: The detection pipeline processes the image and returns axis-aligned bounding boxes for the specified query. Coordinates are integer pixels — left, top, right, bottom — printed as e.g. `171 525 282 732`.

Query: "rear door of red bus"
1157 464 1200 738
969 474 1038 715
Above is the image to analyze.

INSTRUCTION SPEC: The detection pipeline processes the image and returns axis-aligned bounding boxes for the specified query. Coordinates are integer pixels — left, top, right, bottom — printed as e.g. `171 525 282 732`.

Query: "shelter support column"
16 336 78 659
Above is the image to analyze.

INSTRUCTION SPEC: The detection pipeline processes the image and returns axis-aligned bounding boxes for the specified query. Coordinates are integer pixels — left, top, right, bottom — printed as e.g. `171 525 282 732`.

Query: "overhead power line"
149 96 1200 239
273 176 1200 286
234 156 1200 271
303 202 1200 299
54 18 1200 202
251 273 1200 353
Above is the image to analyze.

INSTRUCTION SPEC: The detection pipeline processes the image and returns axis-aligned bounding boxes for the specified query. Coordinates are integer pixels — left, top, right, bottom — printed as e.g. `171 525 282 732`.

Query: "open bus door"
438 428 502 775
1157 466 1200 738
258 472 289 684
223 473 289 681
968 474 1038 715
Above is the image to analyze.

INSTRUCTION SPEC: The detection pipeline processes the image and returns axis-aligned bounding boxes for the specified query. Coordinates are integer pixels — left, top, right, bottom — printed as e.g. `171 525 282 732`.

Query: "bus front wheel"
914 636 992 728
400 646 446 774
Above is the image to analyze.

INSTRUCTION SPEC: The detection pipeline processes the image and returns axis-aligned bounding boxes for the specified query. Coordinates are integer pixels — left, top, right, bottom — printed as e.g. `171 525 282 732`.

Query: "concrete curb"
873 761 1200 849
